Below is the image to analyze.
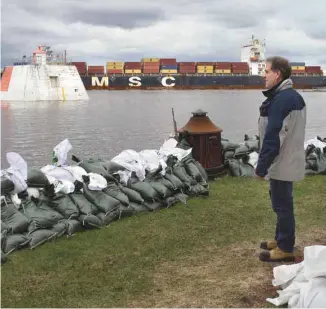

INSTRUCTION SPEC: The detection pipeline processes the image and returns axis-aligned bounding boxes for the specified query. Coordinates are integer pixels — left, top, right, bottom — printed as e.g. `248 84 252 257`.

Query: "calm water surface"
1 90 325 168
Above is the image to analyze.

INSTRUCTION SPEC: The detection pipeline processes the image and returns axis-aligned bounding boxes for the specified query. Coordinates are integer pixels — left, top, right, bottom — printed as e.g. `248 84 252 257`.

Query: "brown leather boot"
259 247 296 262
260 239 277 250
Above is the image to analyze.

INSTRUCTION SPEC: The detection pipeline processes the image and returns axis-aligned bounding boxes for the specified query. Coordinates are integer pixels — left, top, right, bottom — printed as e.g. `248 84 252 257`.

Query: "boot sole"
259 252 295 262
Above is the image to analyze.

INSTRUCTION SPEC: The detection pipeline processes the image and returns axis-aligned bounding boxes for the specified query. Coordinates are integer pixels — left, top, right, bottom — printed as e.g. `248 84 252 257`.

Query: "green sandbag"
173 165 196 187
23 198 64 233
245 140 259 152
70 192 98 215
234 144 250 157
188 183 209 196
156 177 176 192
164 173 184 190
4 234 30 255
79 214 102 229
79 160 118 183
60 219 83 235
129 182 158 201
1 201 30 234
47 193 80 220
96 210 120 225
128 202 150 214
223 150 235 160
83 184 121 215
228 159 241 176
118 204 135 218
119 186 144 204
143 201 162 211
194 161 208 182
147 181 169 198
1 220 10 233
182 157 203 182
100 160 126 174
163 196 178 208
27 168 50 188
239 162 254 177
27 229 57 249
221 140 240 151
1 176 15 195
104 182 129 206
51 222 67 237
174 192 188 204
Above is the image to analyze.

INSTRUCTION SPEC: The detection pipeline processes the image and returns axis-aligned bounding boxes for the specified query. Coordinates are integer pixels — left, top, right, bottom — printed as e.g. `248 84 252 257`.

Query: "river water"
1 90 325 169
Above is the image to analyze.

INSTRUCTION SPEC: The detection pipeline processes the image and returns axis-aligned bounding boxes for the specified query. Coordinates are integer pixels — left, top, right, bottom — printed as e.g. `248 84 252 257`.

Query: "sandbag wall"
1 153 209 264
221 135 326 177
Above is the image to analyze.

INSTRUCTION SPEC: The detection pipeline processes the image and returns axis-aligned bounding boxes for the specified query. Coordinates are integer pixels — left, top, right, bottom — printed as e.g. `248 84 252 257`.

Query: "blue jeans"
269 179 295 253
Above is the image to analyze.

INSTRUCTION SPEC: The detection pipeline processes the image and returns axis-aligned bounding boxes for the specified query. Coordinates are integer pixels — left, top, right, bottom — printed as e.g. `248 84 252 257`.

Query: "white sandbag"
266 245 326 308
62 166 88 183
139 150 167 175
88 173 107 191
53 138 72 166
3 152 28 194
248 151 259 168
45 175 75 194
304 137 326 151
41 165 76 183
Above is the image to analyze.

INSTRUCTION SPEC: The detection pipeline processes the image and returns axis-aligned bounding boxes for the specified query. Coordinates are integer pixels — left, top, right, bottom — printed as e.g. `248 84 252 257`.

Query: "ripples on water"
1 90 326 168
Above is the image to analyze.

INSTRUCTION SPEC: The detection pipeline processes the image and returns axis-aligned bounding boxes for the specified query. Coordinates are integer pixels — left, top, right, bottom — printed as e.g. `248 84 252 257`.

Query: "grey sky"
1 0 326 69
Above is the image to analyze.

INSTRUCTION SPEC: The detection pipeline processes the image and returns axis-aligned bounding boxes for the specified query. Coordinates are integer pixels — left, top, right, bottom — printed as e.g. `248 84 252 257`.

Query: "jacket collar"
262 78 293 98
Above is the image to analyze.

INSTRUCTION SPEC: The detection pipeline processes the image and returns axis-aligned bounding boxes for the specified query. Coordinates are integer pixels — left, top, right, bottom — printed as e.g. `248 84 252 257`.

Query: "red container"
179 68 196 73
232 69 249 74
107 69 124 74
197 62 214 66
143 68 160 73
71 62 87 74
305 66 322 73
159 58 177 65
88 66 104 74
125 62 142 69
179 62 196 66
215 62 231 69
291 70 305 74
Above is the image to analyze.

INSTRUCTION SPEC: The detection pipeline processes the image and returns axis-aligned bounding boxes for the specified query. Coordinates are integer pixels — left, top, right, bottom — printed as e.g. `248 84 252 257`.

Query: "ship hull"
81 75 326 90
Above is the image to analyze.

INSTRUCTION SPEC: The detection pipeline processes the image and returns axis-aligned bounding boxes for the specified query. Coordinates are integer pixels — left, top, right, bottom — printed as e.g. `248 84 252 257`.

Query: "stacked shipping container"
107 62 124 74
305 66 322 75
124 62 142 74
215 62 231 74
142 57 160 74
197 62 214 74
71 62 87 75
179 62 196 74
290 62 305 75
87 65 104 76
231 62 249 74
160 58 177 74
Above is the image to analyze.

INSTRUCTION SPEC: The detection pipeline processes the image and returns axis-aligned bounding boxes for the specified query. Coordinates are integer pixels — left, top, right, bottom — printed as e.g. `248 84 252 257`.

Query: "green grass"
1 176 326 308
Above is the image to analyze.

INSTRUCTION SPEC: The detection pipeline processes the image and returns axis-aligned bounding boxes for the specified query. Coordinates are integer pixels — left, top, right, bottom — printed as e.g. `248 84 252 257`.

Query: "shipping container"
142 58 160 62
124 69 142 74
88 66 105 74
107 66 124 70
178 62 196 66
107 69 124 74
159 58 177 65
107 62 124 66
197 62 214 66
290 62 305 66
197 65 214 70
215 62 231 69
161 65 178 70
197 69 214 74
291 70 305 75
231 62 249 67
215 69 231 74
143 68 160 73
125 62 142 68
160 69 178 74
232 69 249 74
305 66 322 74
291 66 305 70
179 68 196 74
71 62 87 74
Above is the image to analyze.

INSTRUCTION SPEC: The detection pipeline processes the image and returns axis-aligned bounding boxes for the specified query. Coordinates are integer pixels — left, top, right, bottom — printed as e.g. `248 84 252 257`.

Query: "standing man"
255 56 307 262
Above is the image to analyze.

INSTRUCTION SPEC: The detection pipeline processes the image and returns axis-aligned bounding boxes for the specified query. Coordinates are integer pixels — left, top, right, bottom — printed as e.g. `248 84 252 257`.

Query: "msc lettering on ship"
91 76 176 87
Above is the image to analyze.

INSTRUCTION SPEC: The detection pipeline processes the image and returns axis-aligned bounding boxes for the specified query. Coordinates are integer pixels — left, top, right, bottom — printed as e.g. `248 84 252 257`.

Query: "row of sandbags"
221 135 326 177
1 152 209 264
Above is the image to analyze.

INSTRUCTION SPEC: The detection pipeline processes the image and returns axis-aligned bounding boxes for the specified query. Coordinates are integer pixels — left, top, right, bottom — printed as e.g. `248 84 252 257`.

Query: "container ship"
2 36 326 91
